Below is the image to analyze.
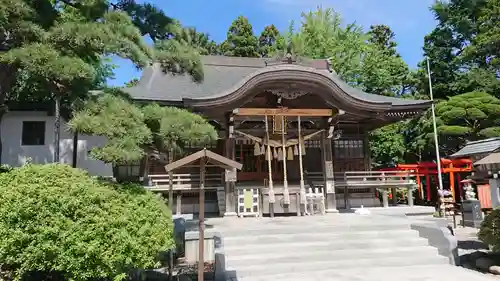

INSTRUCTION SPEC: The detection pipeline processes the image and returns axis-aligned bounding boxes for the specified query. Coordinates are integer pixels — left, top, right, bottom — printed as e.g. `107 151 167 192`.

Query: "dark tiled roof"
124 55 430 107
450 137 500 158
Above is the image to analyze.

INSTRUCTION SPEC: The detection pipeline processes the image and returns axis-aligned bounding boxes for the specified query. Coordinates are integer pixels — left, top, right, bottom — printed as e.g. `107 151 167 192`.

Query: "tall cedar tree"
258 24 280 57
222 16 259 57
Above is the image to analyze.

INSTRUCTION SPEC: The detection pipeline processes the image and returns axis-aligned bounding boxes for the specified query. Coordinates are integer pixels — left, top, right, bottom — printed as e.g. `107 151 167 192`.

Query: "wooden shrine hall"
123 54 432 217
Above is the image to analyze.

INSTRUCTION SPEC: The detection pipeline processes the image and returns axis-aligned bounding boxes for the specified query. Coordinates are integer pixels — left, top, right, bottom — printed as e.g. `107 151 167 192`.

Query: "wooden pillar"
391 187 398 205
198 158 205 281
425 174 431 201
224 114 237 216
416 174 422 199
176 191 182 215
322 130 338 213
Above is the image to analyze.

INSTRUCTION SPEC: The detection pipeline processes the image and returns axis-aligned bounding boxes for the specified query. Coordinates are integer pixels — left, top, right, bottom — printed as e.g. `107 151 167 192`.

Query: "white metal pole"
426 57 444 194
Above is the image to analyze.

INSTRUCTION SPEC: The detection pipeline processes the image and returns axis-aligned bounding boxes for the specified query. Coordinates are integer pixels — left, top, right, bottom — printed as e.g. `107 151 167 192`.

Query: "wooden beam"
234 108 335 117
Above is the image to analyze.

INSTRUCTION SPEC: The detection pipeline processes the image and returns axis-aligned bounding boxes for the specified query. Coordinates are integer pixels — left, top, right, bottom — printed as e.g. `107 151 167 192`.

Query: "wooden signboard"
325 161 334 178
234 108 334 117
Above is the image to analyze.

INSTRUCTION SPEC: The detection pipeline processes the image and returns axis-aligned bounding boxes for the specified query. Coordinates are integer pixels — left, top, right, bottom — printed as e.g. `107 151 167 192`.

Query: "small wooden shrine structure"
164 149 242 281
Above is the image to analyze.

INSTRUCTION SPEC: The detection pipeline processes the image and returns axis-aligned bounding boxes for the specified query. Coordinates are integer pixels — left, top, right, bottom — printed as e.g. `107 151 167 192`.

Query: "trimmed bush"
479 208 500 251
0 164 173 281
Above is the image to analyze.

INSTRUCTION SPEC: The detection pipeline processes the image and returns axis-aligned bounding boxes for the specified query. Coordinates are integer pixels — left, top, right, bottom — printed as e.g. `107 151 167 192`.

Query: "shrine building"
123 54 432 217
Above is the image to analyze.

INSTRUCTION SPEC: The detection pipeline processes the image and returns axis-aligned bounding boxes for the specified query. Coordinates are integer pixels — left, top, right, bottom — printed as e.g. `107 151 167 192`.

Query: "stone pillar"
489 177 500 209
382 190 389 208
321 131 338 213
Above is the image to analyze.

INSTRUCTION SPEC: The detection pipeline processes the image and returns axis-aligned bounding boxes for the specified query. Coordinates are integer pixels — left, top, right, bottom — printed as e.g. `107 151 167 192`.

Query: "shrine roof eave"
122 55 432 114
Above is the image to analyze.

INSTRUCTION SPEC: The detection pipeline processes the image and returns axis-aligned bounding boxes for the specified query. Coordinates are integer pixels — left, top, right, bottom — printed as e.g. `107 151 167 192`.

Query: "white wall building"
0 111 113 177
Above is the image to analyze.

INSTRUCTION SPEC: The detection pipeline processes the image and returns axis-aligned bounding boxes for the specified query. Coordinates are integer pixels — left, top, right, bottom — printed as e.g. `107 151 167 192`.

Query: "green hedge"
479 207 500 251
0 164 173 281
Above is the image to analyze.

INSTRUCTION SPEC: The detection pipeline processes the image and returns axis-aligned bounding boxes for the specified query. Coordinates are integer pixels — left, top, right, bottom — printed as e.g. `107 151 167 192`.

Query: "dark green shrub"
0 164 174 281
479 208 500 251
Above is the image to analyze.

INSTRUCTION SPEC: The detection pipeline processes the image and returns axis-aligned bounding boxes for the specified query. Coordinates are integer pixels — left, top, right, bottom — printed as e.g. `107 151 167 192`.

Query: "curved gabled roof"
124 55 431 112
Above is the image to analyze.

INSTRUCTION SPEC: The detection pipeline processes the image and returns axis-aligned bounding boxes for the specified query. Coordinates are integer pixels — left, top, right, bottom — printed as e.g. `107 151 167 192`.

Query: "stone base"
223 211 238 217
325 208 339 213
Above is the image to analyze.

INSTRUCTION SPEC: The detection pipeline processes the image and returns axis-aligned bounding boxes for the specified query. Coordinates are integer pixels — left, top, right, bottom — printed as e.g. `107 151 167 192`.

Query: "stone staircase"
216 186 226 216
210 214 493 281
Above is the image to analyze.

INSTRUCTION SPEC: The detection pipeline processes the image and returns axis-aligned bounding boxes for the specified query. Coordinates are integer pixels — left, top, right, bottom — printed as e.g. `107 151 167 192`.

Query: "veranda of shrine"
125 54 433 217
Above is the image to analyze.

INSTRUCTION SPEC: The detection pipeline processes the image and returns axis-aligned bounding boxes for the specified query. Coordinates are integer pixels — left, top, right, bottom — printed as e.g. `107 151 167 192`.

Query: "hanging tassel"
287 146 294 161
273 147 278 159
265 146 269 161
294 145 298 156
254 142 261 156
277 147 284 161
261 144 265 155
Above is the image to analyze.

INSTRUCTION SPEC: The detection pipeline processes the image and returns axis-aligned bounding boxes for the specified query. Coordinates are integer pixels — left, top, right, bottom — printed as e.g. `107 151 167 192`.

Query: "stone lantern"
460 178 482 228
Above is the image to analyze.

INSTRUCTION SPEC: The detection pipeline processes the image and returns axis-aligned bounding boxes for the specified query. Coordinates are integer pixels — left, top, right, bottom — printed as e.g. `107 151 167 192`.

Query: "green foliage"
407 92 500 159
436 92 500 139
418 0 500 99
0 164 174 281
68 93 218 164
69 93 151 164
277 7 410 97
370 123 406 167
142 104 218 154
175 27 220 55
222 15 259 57
258 25 280 57
479 208 500 251
115 0 177 42
466 0 500 73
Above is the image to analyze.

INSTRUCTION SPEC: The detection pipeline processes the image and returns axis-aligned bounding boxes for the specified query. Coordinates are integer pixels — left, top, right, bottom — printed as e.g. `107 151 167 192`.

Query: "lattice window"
334 139 364 159
305 140 321 148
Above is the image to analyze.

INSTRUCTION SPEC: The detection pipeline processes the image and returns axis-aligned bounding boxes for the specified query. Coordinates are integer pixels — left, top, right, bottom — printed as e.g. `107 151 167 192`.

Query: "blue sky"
108 0 437 86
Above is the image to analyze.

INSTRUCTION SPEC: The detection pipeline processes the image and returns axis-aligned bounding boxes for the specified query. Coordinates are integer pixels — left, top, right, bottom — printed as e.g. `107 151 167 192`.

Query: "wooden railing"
336 171 416 189
306 171 416 189
146 173 224 191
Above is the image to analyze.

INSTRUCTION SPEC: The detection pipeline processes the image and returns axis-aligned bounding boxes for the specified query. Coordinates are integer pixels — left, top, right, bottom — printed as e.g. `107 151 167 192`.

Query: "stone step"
226 246 441 268
224 236 430 255
223 229 419 245
232 264 492 281
226 254 450 278
217 222 411 236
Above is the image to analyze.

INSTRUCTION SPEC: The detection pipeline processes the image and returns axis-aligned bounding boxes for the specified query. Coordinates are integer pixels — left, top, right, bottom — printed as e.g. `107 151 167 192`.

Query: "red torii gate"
378 158 473 201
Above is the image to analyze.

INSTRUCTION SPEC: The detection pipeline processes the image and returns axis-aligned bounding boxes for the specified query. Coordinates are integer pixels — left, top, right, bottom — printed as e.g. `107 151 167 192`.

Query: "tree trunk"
53 94 61 163
72 132 78 168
